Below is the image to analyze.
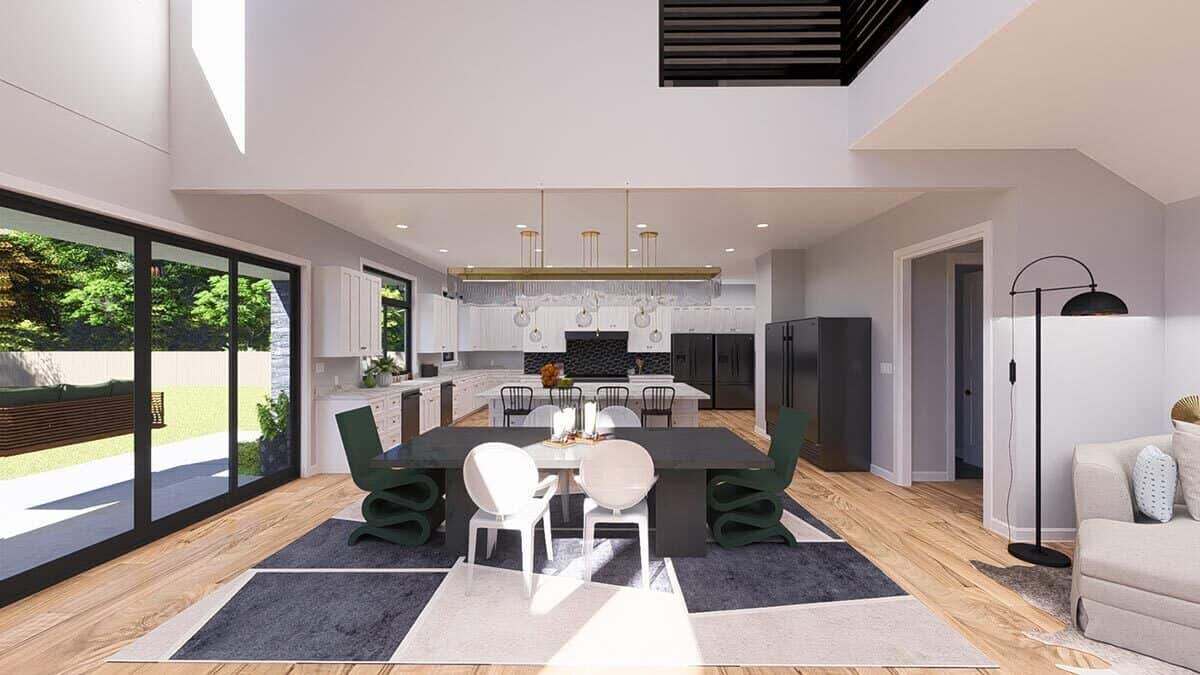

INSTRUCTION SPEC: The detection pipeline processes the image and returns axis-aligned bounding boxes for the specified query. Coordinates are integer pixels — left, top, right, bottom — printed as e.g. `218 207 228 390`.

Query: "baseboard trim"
988 517 1076 543
870 464 898 483
753 424 769 440
912 470 954 482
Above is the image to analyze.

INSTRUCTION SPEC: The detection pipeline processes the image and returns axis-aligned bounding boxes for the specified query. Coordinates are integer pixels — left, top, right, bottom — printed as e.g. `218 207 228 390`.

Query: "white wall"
1165 195 1200 410
803 153 1166 536
753 250 805 433
910 252 951 478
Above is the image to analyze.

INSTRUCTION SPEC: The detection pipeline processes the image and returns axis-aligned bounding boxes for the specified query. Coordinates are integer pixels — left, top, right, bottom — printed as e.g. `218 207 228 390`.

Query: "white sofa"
1071 434 1200 670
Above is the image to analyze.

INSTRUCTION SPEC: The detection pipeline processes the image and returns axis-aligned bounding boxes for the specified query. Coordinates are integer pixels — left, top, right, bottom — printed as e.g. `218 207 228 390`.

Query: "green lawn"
0 386 268 480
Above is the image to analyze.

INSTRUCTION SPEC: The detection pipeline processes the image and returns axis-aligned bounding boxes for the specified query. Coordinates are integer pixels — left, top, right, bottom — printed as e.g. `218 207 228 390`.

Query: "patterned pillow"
1133 445 1177 523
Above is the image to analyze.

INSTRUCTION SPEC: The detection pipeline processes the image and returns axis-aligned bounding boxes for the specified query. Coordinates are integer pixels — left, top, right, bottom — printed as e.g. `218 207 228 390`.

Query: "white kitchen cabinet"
733 306 755 333
597 305 629 331
417 294 458 354
314 266 383 358
627 305 673 352
669 305 755 334
523 306 570 352
486 307 525 350
419 384 440 434
458 305 481 352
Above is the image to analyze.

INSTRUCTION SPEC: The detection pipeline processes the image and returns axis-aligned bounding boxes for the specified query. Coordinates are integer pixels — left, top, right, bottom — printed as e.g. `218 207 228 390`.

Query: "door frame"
892 221 994 528
944 253 983 481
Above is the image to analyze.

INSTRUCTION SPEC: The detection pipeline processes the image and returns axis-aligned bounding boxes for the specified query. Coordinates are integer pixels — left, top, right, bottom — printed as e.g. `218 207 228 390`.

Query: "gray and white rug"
112 493 994 667
971 561 1193 675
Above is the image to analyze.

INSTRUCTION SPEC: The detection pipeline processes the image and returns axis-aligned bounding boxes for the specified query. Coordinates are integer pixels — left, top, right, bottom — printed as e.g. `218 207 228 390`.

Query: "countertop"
476 380 710 400
317 368 521 401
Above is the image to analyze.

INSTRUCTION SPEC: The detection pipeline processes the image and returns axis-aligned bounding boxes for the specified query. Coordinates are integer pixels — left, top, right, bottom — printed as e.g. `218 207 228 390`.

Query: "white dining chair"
595 405 641 433
577 439 657 589
463 442 558 597
523 404 574 522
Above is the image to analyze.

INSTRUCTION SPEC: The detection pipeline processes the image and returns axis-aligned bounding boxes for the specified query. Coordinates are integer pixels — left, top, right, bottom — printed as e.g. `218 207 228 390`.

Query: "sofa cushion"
1077 512 1200 606
1174 429 1200 521
1133 445 1178 523
0 385 63 407
61 382 114 401
109 379 134 396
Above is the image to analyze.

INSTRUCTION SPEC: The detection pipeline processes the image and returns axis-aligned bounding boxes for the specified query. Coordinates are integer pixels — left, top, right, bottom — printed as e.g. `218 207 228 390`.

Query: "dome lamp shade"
1061 290 1128 316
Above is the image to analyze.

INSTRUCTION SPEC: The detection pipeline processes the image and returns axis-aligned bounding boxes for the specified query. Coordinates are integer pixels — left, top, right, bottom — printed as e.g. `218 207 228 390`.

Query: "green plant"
256 391 290 441
367 355 401 376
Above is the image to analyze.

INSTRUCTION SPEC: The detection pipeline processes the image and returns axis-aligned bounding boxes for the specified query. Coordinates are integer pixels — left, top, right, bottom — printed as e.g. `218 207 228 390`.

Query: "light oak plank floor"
1 409 1103 675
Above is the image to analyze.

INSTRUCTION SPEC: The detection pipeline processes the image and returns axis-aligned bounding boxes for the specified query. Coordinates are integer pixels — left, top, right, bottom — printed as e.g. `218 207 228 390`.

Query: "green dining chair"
335 406 445 545
706 406 809 547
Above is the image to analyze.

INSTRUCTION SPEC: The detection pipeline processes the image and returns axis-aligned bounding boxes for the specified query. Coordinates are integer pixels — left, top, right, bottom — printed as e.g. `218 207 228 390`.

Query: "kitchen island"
476 380 710 427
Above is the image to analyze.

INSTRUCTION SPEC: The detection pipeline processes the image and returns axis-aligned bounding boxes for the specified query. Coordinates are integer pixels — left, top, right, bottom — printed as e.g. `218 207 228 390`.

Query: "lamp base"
1008 542 1072 568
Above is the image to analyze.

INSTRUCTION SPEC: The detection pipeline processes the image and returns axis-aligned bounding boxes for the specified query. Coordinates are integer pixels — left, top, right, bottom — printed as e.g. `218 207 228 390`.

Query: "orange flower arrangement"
540 363 559 388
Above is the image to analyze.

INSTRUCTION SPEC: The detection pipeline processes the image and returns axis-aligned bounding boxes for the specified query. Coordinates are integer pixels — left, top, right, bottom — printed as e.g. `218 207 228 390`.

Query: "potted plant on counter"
367 355 401 387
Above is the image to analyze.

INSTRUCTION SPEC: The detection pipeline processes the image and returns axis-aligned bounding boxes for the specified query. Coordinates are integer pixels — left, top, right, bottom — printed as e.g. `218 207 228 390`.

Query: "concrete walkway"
1 431 262 578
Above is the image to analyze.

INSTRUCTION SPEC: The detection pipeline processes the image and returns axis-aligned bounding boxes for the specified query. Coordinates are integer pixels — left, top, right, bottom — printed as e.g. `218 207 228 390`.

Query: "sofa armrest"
1073 457 1134 525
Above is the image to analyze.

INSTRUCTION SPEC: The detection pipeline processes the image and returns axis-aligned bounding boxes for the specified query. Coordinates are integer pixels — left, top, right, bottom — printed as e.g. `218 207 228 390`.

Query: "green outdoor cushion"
109 379 135 396
61 382 114 401
0 385 63 407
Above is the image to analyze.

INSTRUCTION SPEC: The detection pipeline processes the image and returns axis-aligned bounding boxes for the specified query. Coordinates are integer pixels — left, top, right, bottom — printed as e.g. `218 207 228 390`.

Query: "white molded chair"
595 405 641 433
463 442 557 597
577 440 657 589
523 404 574 522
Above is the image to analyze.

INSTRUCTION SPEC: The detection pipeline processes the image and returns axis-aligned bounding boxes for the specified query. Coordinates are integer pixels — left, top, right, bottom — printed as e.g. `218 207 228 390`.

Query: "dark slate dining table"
370 426 772 557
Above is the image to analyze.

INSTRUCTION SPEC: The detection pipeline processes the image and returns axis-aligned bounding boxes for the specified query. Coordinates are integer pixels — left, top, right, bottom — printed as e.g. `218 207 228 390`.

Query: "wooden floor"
0 409 1103 675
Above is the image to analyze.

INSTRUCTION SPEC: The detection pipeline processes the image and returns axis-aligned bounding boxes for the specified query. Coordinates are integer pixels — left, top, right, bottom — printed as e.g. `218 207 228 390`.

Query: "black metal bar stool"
549 385 584 410
595 385 629 409
641 386 676 428
500 386 534 427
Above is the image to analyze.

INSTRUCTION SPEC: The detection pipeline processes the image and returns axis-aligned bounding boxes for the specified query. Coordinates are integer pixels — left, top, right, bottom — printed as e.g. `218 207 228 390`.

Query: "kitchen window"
364 266 411 375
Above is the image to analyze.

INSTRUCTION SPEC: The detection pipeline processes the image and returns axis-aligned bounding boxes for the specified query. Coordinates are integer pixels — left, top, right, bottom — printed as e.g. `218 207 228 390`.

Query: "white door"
955 267 985 476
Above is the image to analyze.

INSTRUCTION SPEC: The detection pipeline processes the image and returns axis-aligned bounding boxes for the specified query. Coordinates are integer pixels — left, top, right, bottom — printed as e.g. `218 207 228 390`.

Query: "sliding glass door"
0 190 300 606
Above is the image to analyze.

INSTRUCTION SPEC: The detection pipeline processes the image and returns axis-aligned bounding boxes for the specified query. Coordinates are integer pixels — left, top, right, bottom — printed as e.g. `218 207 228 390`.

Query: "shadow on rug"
970 560 1193 675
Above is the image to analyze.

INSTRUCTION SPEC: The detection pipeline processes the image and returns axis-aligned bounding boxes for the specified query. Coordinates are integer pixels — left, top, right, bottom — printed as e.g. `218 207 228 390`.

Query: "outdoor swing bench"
0 380 166 457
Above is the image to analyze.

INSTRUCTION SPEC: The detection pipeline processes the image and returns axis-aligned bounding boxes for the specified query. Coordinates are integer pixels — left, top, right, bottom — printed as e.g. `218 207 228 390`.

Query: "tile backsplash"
523 338 670 375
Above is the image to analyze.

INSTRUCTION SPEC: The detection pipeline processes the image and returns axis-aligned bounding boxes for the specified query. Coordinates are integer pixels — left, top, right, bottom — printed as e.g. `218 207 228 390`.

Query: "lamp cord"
1005 293 1016 544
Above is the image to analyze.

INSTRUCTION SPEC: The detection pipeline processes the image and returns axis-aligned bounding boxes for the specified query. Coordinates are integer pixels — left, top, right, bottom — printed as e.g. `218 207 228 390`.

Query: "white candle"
564 407 577 435
584 401 597 436
552 410 565 439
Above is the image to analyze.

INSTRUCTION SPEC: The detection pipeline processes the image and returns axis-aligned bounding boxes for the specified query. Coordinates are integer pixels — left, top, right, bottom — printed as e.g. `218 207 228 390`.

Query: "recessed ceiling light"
724 248 736 253
705 264 713 268
396 224 408 229
545 264 554 268
629 248 639 253
534 248 543 253
756 223 769 229
636 223 648 229
466 264 475 269
438 248 449 253
516 224 527 229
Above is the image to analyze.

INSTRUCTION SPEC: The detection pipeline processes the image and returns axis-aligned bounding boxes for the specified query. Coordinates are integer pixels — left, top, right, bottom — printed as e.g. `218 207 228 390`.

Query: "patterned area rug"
970 561 1193 675
110 493 994 667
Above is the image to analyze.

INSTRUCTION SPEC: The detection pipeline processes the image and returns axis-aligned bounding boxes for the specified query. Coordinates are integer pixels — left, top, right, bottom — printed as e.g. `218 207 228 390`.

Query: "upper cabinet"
459 305 524 352
670 305 754 334
417 294 458 354
314 266 382 358
627 306 672 353
523 306 570 353
597 305 629 331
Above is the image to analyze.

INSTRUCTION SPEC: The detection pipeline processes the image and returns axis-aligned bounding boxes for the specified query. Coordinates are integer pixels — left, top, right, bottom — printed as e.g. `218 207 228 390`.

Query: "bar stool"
641 386 676 428
549 385 583 410
596 385 630 409
500 386 534 427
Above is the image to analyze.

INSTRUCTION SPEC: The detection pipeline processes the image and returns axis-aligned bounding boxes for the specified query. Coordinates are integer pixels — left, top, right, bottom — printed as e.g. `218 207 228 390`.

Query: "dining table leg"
443 468 472 557
653 469 708 557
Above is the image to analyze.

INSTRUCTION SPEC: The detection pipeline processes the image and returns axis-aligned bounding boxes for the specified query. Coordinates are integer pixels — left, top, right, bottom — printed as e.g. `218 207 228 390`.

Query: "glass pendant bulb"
634 309 651 328
529 327 542 343
514 308 531 327
583 292 600 312
575 308 593 328
649 328 663 343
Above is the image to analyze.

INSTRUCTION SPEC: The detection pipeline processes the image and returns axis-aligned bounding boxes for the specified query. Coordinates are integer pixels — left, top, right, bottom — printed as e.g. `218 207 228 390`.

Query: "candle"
584 401 597 436
552 410 565 439
564 407 577 435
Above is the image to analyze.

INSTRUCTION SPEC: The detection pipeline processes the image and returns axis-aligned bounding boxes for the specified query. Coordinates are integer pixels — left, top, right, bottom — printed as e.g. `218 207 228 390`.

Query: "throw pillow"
1133 445 1177 523
1170 428 1200 521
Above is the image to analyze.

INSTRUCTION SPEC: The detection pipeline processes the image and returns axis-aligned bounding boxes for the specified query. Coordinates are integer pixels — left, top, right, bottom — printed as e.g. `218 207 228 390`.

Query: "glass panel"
150 243 231 520
383 305 407 371
235 262 293 483
0 207 134 579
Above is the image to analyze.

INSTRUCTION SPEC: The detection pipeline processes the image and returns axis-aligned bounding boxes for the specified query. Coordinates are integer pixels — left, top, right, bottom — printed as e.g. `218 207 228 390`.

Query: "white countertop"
317 369 521 401
477 381 710 400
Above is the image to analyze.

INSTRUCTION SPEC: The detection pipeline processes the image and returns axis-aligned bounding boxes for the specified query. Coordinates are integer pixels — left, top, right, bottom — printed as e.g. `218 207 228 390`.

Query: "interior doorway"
891 221 995 529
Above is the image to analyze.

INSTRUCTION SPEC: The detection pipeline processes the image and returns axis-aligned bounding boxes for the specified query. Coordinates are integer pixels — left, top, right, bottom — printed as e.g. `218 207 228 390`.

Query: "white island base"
478 382 709 428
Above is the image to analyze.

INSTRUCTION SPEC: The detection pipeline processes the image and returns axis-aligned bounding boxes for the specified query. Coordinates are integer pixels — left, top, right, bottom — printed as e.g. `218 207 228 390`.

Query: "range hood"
565 331 628 341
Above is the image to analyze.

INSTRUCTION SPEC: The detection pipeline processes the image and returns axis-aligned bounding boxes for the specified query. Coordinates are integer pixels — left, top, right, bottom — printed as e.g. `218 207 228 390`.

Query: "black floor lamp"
1008 255 1128 568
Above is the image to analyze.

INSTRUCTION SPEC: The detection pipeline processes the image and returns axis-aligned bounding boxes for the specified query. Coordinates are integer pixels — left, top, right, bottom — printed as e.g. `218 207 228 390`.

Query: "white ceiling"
271 189 924 280
854 0 1200 204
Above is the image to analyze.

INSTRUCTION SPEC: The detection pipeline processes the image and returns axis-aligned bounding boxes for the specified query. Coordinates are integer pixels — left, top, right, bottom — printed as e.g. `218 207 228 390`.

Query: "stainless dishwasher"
440 380 455 426
400 389 421 442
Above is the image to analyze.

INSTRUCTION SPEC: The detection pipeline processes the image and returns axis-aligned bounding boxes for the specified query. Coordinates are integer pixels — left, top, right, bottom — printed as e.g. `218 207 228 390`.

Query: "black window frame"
0 187 301 607
363 266 412 375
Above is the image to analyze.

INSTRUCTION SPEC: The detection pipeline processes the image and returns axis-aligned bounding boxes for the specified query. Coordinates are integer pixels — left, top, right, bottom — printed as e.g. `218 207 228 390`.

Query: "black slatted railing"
659 0 927 86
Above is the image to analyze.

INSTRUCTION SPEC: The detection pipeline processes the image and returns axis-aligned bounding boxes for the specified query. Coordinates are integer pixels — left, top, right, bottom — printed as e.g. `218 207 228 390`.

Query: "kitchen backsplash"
523 338 671 375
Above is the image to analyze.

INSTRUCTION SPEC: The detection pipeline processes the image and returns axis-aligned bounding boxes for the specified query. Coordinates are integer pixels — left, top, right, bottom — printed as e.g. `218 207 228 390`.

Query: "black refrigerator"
765 317 870 471
671 334 714 409
715 334 754 409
